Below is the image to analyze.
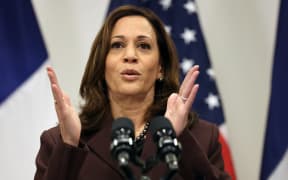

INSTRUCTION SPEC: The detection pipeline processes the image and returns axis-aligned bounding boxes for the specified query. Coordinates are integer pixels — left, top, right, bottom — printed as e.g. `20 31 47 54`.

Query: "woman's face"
105 16 162 97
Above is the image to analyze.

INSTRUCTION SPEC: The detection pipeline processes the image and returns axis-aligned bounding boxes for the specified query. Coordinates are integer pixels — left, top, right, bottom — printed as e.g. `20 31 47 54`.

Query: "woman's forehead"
111 16 156 39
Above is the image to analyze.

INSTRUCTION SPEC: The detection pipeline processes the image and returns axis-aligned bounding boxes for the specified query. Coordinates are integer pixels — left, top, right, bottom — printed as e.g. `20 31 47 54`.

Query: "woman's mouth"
120 69 141 81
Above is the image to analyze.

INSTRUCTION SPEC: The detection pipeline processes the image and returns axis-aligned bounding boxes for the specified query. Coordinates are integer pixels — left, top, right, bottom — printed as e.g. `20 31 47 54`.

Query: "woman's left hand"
164 65 199 136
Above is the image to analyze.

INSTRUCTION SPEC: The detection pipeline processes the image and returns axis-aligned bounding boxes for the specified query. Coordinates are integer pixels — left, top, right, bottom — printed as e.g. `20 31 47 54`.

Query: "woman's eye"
111 42 124 49
138 43 151 50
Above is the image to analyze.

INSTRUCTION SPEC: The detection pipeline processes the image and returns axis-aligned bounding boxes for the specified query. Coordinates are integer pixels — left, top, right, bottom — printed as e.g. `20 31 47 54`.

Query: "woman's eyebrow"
137 35 152 40
111 35 125 39
110 35 153 42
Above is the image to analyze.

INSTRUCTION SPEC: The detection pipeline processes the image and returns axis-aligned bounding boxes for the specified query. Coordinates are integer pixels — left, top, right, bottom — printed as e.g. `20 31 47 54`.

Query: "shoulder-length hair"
79 5 181 132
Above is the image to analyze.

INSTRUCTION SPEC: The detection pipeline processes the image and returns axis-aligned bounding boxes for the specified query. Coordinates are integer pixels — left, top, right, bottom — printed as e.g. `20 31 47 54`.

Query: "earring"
159 77 164 81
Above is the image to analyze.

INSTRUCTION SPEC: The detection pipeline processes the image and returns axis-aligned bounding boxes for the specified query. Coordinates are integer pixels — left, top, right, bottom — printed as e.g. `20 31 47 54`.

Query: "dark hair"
79 5 194 132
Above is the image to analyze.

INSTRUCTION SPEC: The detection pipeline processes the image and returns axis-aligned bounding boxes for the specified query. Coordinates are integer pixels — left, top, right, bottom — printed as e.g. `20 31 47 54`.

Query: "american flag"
107 0 236 179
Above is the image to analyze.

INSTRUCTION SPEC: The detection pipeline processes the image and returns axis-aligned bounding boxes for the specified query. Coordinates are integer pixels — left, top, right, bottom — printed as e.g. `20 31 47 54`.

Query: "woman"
34 5 230 180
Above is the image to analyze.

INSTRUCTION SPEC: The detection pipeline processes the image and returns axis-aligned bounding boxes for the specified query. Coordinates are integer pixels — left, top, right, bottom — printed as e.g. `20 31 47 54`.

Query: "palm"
47 67 81 146
164 65 199 136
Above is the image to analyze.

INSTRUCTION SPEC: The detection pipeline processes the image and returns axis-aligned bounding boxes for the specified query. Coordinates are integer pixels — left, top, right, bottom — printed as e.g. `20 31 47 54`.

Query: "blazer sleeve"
177 123 231 180
207 124 230 178
34 129 89 180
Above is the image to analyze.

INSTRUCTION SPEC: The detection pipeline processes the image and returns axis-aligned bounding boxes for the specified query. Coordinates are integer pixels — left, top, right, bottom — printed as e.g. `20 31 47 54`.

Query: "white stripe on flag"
0 61 56 180
219 123 228 142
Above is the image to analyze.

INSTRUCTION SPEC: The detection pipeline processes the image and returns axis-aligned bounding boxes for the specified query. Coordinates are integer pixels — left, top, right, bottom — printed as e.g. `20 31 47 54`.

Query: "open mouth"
120 69 141 80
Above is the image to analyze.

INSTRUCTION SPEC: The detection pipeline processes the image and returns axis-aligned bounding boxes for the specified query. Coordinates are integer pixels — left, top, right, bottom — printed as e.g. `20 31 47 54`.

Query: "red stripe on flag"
219 132 237 180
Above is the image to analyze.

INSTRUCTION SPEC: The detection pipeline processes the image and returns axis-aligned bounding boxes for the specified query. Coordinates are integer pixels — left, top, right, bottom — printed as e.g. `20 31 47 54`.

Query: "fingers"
46 66 65 110
51 84 65 111
47 66 61 88
184 84 199 109
179 65 199 100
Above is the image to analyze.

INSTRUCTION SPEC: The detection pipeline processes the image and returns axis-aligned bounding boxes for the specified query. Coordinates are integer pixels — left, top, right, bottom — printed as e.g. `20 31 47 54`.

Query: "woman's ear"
157 66 164 81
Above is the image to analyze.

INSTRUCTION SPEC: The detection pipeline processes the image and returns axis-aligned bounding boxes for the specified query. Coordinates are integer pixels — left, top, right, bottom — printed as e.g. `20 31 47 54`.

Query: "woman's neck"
109 92 154 137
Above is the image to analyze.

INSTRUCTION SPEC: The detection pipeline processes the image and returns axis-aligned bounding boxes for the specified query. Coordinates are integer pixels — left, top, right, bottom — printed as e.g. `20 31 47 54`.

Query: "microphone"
150 116 182 171
110 117 136 180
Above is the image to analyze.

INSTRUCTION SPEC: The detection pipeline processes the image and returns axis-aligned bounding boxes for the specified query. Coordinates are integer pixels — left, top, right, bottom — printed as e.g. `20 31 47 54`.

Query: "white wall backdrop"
32 1 280 179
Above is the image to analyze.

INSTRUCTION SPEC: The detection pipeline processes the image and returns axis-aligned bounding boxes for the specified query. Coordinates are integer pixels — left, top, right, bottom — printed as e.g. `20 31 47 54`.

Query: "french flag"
260 0 288 179
0 1 56 179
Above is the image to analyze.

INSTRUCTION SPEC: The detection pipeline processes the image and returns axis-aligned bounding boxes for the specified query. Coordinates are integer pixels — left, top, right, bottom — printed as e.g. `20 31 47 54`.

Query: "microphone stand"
134 155 178 180
161 152 179 180
117 152 136 180
119 165 135 180
116 148 179 180
132 155 158 180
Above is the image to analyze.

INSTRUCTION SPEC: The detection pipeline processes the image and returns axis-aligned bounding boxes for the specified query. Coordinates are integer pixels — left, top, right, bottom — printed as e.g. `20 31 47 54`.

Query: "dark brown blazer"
34 115 230 180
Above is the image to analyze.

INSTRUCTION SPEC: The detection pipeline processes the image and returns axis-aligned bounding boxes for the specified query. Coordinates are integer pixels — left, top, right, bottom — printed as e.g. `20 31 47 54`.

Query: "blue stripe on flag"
260 0 288 179
0 0 47 104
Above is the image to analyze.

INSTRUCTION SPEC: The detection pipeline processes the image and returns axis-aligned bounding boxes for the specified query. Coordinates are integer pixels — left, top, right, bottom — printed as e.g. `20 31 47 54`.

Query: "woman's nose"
123 46 138 63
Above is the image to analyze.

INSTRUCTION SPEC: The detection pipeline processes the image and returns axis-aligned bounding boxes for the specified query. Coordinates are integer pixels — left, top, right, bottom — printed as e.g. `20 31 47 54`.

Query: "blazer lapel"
85 115 124 178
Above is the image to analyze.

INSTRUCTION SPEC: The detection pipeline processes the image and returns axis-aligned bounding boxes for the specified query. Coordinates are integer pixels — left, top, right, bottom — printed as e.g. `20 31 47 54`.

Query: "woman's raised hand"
164 65 199 136
47 66 81 147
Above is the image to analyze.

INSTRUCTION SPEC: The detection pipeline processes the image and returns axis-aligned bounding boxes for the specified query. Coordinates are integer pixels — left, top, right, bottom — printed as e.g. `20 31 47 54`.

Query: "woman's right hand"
47 66 81 147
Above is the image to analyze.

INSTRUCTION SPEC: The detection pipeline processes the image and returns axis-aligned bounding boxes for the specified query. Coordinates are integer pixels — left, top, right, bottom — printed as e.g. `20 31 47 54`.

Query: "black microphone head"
150 116 181 170
150 116 175 140
112 117 135 139
110 117 135 166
